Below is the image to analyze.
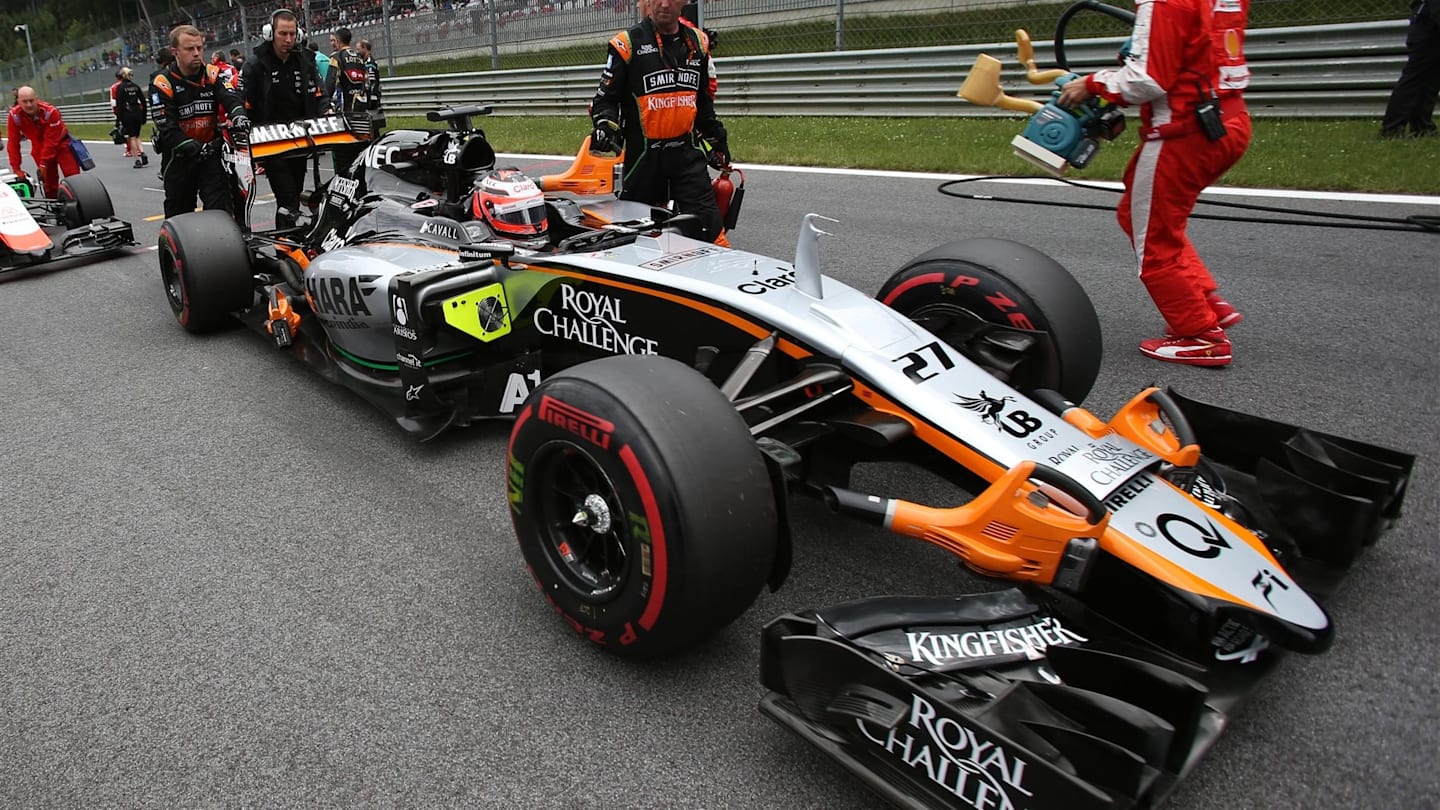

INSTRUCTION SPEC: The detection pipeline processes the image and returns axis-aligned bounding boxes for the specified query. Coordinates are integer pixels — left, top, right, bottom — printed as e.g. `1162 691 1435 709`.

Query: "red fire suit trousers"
1118 100 1253 337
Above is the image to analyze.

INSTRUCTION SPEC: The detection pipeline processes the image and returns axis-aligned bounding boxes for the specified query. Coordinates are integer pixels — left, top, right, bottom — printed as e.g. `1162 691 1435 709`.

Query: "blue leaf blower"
957 1 1138 175
1014 74 1127 174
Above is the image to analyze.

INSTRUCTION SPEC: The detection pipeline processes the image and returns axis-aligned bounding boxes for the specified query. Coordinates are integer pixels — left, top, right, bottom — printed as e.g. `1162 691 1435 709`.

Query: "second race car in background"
0 171 135 274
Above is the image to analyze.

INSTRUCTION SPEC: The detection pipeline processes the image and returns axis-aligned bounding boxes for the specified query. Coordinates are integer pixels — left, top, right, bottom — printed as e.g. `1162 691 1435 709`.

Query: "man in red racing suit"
6 87 81 197
590 0 729 244
1059 0 1251 367
151 24 248 219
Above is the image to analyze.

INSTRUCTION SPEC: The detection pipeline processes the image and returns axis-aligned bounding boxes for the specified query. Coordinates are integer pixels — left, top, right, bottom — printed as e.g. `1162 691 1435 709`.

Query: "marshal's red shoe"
1139 327 1232 367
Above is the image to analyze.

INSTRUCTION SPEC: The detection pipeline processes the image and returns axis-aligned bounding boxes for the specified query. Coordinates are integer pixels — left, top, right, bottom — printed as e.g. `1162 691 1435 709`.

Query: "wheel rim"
57 187 79 227
532 440 630 601
908 300 984 335
160 252 184 315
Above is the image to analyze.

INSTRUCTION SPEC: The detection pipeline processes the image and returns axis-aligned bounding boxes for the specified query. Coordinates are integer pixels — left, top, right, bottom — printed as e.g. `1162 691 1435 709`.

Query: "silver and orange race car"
498 215 1411 809
154 105 1412 810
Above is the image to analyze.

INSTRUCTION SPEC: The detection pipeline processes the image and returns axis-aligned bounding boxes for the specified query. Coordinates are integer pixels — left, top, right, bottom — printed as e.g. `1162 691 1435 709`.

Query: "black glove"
174 139 202 159
229 113 251 131
591 119 620 154
704 137 730 170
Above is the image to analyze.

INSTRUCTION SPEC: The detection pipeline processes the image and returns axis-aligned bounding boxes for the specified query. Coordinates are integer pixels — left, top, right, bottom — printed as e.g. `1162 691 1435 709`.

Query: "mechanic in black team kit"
357 39 382 127
151 25 248 219
325 27 371 173
242 9 326 230
590 0 730 245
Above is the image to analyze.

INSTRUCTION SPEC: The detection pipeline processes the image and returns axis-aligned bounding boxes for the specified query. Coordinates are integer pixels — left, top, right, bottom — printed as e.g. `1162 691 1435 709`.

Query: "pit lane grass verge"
70 117 1439 195
428 115 1440 196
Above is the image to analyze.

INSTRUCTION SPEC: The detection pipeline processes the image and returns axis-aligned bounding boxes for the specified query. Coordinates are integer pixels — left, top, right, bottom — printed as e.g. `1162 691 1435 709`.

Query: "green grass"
807 116 1438 194
70 115 1438 194
430 115 1440 195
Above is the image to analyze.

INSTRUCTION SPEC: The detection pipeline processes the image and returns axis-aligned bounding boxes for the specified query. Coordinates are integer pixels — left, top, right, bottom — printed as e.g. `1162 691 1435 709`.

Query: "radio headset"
262 8 304 42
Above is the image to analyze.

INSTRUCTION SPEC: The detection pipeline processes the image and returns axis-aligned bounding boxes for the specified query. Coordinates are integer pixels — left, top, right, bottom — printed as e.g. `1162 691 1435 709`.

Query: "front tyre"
509 354 779 657
879 238 1102 402
58 173 115 227
158 210 254 333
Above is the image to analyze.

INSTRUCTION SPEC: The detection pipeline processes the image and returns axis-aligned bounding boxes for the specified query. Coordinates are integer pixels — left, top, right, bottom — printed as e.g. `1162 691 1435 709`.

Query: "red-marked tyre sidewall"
879 237 1102 403
508 354 778 658
58 173 114 227
158 210 253 333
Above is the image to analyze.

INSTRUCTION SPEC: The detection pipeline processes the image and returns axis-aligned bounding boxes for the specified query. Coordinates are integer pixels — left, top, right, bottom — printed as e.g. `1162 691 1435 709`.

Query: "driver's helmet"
471 168 547 239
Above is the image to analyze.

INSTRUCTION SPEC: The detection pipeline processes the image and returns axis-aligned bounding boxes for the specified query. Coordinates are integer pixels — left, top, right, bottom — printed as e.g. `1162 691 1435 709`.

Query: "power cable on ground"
937 176 1440 233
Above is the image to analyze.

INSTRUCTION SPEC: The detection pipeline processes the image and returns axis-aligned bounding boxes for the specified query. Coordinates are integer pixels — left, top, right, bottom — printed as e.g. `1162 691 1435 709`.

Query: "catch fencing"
56 21 1411 123
5 0 1408 105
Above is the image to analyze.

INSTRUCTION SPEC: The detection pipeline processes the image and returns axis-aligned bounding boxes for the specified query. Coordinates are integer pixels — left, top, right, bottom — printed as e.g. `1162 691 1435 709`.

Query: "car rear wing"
247 113 374 159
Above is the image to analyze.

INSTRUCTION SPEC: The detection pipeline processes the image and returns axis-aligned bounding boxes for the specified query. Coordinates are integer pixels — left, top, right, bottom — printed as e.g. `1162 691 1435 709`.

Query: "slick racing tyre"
58 173 115 227
509 354 779 657
879 238 1102 403
158 210 254 333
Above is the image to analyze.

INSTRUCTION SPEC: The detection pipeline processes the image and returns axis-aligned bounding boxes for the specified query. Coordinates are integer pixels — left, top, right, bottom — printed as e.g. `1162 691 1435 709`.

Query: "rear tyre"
879 238 1102 402
58 173 115 227
158 210 254 333
509 354 779 657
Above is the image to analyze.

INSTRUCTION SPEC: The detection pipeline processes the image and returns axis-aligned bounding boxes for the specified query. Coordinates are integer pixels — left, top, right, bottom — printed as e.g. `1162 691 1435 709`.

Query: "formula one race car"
0 171 136 273
504 231 1410 807
156 102 1411 810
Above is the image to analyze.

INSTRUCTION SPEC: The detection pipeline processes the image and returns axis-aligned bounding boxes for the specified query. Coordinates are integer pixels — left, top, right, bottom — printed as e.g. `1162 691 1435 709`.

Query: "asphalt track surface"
2 141 1437 810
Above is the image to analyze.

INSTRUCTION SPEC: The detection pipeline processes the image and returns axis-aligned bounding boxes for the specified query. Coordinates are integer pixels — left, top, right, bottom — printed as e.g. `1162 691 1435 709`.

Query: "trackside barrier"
59 21 1407 123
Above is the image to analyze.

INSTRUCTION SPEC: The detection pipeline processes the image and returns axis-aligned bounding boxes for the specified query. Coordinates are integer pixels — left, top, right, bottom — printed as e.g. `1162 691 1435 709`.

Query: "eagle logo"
954 390 1013 430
